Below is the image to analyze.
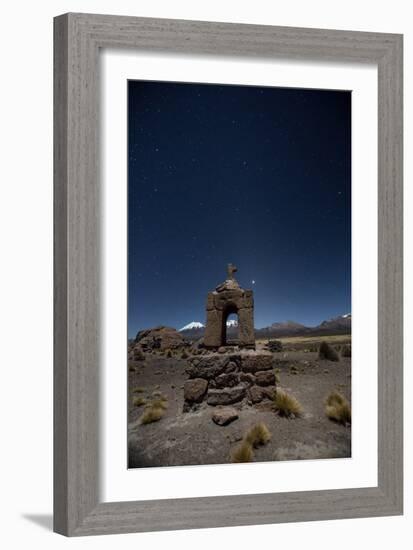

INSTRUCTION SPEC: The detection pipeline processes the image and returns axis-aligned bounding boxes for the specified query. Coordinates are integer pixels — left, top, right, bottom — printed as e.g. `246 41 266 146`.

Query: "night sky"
128 80 351 337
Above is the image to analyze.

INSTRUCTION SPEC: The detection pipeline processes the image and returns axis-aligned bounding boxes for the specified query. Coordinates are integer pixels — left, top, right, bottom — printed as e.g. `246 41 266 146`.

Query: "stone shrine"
204 264 255 349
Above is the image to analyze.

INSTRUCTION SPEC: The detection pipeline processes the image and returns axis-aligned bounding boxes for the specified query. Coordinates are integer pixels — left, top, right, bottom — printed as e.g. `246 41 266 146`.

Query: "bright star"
252 280 256 285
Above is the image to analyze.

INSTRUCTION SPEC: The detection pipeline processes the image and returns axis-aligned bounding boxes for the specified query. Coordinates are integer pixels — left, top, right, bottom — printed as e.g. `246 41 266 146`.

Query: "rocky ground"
128 336 351 468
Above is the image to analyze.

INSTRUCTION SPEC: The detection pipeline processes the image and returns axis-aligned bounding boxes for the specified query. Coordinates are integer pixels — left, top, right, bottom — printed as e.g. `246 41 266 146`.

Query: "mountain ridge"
179 314 351 339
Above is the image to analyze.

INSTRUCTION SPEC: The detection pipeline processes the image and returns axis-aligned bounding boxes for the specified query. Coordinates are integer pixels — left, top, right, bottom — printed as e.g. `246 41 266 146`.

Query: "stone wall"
183 352 277 412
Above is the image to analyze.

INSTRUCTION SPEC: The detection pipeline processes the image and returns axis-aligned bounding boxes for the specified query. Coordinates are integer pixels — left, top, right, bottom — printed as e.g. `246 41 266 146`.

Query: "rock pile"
133 326 188 352
183 352 277 412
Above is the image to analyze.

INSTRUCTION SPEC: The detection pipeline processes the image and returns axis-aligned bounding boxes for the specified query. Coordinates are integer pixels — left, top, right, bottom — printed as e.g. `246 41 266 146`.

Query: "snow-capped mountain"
179 321 205 332
317 313 351 333
179 314 351 340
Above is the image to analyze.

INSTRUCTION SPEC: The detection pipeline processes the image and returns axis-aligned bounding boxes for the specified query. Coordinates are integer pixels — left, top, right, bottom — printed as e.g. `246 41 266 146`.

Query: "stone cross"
227 263 238 280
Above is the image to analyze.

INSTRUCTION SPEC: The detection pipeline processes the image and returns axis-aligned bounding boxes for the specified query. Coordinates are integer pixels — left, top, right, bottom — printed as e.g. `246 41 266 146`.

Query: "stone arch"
221 303 239 345
204 266 255 349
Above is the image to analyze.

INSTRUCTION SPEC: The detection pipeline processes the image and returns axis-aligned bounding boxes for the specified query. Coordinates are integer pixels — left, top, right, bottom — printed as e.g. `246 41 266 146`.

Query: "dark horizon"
128 80 351 338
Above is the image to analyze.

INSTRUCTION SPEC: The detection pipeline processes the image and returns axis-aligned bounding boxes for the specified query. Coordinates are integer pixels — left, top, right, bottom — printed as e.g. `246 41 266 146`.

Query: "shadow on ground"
22 514 53 531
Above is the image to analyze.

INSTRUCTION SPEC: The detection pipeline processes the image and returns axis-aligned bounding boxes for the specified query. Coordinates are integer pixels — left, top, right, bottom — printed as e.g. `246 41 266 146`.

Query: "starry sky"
128 80 351 337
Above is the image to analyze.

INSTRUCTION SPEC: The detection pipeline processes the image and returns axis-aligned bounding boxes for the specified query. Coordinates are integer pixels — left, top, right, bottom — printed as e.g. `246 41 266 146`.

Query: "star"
251 280 256 285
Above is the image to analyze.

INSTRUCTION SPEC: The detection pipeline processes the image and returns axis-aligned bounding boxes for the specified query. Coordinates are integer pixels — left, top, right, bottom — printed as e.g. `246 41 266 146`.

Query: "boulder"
135 326 187 351
212 407 239 426
255 370 276 387
207 385 246 406
184 378 208 403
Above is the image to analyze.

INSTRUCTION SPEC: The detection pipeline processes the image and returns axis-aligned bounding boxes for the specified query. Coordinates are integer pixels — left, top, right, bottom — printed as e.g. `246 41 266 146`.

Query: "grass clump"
139 395 168 425
132 396 147 407
181 350 189 359
151 397 168 410
319 341 340 362
230 441 254 463
273 389 303 418
325 391 351 425
245 422 271 448
231 423 271 463
140 406 165 425
341 344 351 358
132 386 145 393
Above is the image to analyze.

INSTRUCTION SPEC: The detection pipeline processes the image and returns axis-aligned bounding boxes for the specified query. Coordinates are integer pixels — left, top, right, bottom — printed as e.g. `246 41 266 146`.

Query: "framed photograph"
54 13 403 536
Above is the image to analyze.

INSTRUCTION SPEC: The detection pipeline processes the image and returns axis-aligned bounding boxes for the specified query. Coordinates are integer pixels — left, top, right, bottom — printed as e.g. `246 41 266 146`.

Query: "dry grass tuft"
325 391 351 425
132 386 145 393
231 423 271 463
273 389 303 418
230 441 254 463
151 397 168 410
132 396 147 407
319 341 340 362
139 394 168 425
140 406 165 425
245 422 271 448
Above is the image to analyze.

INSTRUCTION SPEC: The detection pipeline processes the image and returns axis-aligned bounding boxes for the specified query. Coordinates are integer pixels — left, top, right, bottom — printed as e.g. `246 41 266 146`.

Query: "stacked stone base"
183 352 277 412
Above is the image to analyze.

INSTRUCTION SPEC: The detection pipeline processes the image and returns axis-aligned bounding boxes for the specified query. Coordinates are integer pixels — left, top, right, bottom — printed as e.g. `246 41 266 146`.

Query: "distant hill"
256 314 351 338
179 314 351 340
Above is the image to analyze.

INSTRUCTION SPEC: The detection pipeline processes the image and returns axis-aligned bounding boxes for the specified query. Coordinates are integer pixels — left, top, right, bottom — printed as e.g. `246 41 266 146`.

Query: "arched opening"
221 305 239 346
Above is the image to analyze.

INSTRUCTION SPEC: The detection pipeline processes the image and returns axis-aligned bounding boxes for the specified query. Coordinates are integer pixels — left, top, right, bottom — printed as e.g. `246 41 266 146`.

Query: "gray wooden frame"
54 13 403 536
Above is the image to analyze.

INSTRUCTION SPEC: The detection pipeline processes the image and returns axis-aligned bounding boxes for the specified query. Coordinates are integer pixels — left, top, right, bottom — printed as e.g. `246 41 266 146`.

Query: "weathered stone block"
207 385 246 406
225 360 239 373
240 372 255 386
184 378 208 403
255 370 276 386
186 355 229 380
248 385 264 404
241 354 273 373
215 372 239 388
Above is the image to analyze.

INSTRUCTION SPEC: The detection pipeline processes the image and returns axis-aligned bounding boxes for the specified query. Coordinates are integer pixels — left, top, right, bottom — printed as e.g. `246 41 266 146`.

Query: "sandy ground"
128 339 351 468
